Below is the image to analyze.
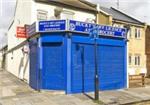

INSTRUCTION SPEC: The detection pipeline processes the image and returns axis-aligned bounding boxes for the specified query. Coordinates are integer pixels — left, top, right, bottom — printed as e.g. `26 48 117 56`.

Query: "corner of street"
1 71 150 105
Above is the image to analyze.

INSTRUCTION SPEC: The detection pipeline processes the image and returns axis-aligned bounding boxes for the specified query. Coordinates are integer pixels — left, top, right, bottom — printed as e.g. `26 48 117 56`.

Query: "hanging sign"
16 26 27 38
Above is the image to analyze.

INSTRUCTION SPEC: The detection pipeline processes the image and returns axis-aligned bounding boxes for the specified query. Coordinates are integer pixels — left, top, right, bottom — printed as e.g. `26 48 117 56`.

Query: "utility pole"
94 37 99 100
89 26 99 100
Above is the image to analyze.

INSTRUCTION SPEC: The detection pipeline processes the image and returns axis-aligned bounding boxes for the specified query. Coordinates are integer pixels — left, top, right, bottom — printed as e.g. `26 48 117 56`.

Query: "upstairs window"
61 10 74 20
135 55 140 66
128 29 132 38
113 24 119 27
135 28 141 39
129 55 132 65
37 10 48 20
138 29 141 38
135 28 138 38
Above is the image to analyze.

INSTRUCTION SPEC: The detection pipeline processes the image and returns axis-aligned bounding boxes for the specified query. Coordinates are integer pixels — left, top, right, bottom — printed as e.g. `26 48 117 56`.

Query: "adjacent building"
99 7 147 75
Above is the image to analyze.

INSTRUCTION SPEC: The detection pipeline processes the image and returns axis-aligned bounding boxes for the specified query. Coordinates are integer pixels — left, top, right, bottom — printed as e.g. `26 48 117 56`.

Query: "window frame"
37 9 48 21
129 55 132 65
60 10 75 20
135 28 141 39
134 55 141 66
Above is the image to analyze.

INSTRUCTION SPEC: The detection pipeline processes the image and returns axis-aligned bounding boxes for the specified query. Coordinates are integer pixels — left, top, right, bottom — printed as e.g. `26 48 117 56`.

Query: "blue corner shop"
28 20 127 94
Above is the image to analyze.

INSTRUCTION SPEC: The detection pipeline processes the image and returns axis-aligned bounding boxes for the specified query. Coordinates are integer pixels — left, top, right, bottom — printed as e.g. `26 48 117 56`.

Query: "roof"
34 0 97 13
100 6 144 25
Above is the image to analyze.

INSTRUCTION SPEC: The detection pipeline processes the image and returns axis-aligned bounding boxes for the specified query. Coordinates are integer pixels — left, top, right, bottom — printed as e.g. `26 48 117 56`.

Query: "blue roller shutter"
98 45 125 90
71 43 126 93
71 43 95 93
42 42 65 90
29 39 39 90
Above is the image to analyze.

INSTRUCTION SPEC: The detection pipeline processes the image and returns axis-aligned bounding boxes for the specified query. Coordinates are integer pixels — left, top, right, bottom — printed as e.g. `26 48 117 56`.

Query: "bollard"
140 73 145 86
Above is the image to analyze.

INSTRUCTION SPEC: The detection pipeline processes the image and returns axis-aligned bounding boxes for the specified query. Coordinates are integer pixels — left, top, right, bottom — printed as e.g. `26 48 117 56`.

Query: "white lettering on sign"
99 30 115 36
16 26 27 38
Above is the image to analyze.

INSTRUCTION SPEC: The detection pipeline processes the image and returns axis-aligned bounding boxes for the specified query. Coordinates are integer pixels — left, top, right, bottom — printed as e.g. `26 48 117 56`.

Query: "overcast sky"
0 0 16 48
87 0 150 24
0 0 150 48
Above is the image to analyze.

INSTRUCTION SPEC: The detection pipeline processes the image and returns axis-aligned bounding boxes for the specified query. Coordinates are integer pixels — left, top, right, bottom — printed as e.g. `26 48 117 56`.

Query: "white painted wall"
31 2 96 23
8 0 32 50
7 0 32 83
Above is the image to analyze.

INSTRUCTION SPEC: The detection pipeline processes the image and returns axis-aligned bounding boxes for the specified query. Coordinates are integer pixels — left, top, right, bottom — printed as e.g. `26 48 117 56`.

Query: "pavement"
0 71 98 105
1 70 150 105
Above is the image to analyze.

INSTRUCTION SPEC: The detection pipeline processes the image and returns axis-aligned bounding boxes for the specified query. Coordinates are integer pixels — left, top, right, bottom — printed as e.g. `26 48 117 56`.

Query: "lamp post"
90 26 99 100
94 37 99 100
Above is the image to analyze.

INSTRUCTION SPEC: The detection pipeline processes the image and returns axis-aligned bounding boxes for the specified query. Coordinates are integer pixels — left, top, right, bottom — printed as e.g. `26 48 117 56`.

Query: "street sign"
16 26 27 38
89 26 99 39
27 22 37 36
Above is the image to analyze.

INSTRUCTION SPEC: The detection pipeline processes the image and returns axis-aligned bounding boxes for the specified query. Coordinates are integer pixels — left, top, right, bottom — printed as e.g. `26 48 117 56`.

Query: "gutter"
113 19 146 27
7 0 18 31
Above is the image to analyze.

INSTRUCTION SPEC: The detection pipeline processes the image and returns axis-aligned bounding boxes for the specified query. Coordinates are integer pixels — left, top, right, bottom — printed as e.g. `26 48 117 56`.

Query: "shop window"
37 10 48 20
135 55 140 66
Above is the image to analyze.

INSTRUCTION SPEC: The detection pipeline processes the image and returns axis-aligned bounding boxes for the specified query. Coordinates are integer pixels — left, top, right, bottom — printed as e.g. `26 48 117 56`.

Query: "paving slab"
2 71 150 105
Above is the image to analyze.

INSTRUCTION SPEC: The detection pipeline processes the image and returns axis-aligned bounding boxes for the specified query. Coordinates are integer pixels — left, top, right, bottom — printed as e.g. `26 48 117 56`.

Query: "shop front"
29 20 127 94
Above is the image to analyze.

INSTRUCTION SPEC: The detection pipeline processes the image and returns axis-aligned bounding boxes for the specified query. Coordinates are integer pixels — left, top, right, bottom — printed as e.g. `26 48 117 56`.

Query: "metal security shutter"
42 42 65 90
98 45 125 90
71 43 95 93
29 39 39 90
71 43 125 93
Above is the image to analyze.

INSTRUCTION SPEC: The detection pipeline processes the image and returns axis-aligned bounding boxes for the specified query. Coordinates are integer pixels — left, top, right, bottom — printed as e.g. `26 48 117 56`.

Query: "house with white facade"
7 0 97 83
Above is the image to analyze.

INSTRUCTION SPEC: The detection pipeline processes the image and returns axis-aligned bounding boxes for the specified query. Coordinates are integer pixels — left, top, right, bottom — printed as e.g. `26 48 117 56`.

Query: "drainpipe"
124 25 130 88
